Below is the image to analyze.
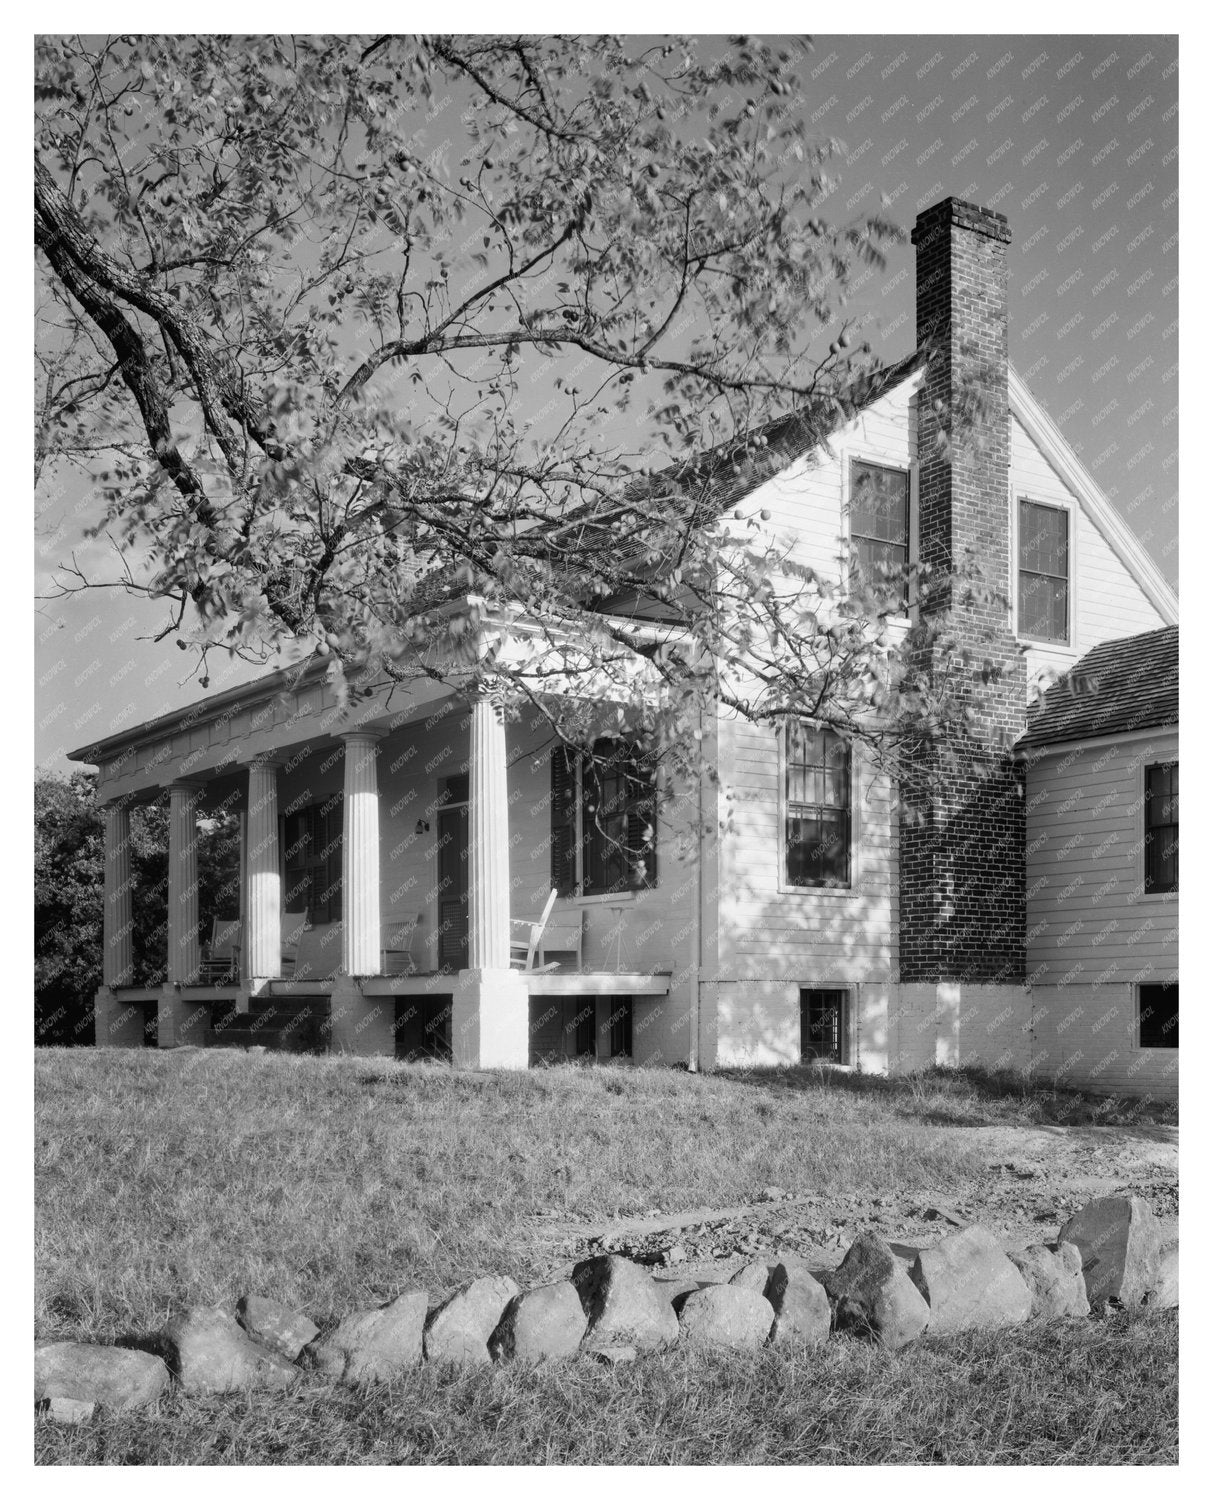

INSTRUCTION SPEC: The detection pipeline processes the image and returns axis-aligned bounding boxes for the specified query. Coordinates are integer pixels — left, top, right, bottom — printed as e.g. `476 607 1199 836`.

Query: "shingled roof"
1016 624 1178 752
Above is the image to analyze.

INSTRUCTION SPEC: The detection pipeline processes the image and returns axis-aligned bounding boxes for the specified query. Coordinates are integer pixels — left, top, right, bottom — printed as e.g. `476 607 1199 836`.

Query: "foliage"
35 34 1009 791
34 772 240 1043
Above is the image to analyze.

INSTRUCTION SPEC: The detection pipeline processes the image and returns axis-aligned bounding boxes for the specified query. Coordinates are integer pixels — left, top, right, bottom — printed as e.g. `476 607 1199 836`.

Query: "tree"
35 771 241 1044
35 34 1006 795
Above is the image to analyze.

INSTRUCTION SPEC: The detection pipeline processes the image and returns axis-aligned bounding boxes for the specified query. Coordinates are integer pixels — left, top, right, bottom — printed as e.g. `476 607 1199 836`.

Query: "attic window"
849 459 910 608
1018 499 1070 644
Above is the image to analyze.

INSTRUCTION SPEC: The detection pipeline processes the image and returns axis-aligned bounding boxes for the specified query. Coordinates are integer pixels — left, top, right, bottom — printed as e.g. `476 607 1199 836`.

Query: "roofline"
1015 720 1178 762
1008 365 1178 627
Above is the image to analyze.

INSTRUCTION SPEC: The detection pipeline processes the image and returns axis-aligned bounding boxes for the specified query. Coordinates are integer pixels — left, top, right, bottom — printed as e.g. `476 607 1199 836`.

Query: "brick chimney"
898 198 1026 987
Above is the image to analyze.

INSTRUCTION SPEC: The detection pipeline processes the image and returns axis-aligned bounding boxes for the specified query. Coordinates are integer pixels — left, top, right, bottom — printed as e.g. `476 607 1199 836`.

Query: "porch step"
209 995 330 1055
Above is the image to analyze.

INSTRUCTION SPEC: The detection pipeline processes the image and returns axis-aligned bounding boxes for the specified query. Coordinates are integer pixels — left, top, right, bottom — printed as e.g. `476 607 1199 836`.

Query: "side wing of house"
1024 727 1178 1100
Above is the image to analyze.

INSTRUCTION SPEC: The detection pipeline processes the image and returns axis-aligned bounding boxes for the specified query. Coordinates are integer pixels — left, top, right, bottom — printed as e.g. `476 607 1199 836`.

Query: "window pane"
1018 570 1068 644
851 462 909 544
1139 983 1178 1048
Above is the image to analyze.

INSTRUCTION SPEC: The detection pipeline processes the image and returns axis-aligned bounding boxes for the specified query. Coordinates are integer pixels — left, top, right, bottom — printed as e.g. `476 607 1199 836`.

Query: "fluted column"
102 801 134 987
245 757 282 985
468 692 510 970
341 732 383 977
168 781 202 984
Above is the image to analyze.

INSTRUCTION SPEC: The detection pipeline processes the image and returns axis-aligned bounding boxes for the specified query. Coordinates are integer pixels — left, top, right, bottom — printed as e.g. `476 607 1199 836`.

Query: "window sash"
785 724 851 888
1144 762 1179 894
1018 500 1070 643
1138 982 1178 1049
849 460 909 605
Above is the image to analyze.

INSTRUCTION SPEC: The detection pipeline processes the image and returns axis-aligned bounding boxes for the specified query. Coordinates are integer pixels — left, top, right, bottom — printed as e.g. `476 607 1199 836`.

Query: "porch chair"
279 910 310 977
381 916 424 976
509 889 561 973
200 917 242 984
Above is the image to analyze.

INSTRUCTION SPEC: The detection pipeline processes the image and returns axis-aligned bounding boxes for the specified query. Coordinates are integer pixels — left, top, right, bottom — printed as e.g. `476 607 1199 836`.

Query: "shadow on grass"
714 1062 1178 1133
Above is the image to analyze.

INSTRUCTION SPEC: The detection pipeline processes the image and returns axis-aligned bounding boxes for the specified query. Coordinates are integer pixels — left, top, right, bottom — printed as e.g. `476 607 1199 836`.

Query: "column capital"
243 752 286 771
168 777 206 794
340 727 388 746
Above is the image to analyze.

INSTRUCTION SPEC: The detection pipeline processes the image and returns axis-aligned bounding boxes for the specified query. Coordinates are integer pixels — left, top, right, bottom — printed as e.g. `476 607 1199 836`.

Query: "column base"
93 987 147 1049
327 976 394 1058
452 968 530 1070
157 987 213 1049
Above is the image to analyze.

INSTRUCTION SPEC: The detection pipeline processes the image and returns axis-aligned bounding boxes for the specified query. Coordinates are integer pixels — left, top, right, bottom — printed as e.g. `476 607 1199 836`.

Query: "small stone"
763 1185 783 1202
677 1284 774 1348
821 1232 931 1350
662 1244 688 1267
909 1226 1031 1334
159 1307 298 1394
236 1295 319 1362
1145 1241 1178 1309
765 1262 831 1347
1007 1242 1090 1320
572 1254 679 1351
35 1342 170 1410
1058 1196 1163 1310
591 1344 637 1366
488 1281 587 1363
43 1396 95 1424
728 1260 769 1294
303 1291 428 1383
423 1275 520 1366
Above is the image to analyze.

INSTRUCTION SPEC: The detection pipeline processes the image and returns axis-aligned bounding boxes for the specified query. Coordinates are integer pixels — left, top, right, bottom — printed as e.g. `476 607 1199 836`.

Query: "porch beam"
341 731 384 977
167 781 203 984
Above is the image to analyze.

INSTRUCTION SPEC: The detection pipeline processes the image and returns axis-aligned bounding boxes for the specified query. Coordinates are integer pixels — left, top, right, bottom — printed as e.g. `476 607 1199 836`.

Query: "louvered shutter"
627 760 658 890
550 746 578 896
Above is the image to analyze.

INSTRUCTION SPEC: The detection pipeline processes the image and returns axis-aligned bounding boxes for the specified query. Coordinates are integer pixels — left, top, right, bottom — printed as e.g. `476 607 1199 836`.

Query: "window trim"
1141 758 1179 899
840 445 918 624
777 720 863 898
1136 980 1179 1051
1013 491 1078 650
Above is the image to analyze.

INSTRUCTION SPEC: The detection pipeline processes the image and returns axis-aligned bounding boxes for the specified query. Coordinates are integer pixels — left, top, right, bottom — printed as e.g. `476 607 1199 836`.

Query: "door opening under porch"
528 995 634 1065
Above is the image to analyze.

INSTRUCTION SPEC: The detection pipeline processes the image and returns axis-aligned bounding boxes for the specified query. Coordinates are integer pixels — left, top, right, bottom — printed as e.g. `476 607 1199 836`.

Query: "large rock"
35 1342 170 1410
821 1232 931 1350
303 1290 428 1383
572 1254 679 1351
909 1226 1031 1333
1146 1240 1178 1309
1007 1242 1090 1320
424 1275 520 1366
677 1284 773 1348
488 1281 587 1363
1057 1195 1163 1309
236 1294 319 1362
159 1306 299 1394
728 1261 770 1294
764 1262 831 1347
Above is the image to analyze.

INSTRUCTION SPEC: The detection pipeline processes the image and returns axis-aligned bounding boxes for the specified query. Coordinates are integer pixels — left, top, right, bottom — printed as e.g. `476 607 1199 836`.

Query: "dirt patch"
530 1123 1178 1285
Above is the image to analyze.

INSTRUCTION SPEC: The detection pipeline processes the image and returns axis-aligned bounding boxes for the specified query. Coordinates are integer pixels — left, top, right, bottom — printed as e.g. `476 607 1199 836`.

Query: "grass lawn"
34 1049 1178 1465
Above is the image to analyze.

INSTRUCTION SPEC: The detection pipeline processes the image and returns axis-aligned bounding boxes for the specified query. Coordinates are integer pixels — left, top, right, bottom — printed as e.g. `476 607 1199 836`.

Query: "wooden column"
167 781 202 984
102 800 134 987
467 692 510 970
245 757 282 986
341 732 383 977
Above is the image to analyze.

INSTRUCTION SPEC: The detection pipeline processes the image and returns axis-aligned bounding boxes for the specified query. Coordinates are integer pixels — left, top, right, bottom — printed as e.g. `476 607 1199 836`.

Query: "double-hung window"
283 797 343 923
849 459 911 609
1018 498 1070 644
784 722 851 888
550 739 658 897
1144 761 1178 894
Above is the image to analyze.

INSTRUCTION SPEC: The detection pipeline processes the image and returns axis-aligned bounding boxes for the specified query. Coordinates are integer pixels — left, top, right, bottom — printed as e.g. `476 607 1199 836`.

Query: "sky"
33 32 1180 772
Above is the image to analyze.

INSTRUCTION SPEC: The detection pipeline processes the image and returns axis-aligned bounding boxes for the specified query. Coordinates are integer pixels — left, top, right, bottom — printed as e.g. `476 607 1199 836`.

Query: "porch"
88 676 685 1068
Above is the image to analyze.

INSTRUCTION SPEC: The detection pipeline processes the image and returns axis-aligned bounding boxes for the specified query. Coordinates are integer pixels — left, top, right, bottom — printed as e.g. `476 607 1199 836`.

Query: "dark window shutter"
550 746 578 896
627 763 658 890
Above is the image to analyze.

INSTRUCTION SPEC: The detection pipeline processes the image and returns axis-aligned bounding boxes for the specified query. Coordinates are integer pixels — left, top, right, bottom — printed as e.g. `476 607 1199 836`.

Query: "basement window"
801 989 849 1064
1018 498 1070 644
1138 982 1178 1049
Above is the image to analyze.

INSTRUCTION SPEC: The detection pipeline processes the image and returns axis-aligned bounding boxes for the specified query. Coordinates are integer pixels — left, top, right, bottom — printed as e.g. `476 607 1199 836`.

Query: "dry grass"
34 1049 1178 1465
